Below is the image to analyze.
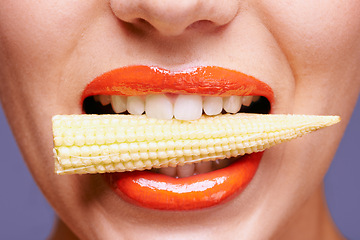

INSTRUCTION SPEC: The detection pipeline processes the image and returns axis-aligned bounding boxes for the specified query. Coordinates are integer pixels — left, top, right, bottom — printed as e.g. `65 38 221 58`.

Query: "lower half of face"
0 0 359 239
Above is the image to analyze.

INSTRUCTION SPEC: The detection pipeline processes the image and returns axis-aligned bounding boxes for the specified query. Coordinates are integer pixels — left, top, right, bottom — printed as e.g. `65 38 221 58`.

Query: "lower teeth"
152 157 236 178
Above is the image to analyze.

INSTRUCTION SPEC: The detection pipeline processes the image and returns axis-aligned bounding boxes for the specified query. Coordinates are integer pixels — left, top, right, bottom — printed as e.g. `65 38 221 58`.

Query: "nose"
110 0 239 36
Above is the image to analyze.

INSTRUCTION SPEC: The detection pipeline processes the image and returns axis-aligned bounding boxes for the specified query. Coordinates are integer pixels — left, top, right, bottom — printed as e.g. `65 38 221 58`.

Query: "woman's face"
1 0 359 239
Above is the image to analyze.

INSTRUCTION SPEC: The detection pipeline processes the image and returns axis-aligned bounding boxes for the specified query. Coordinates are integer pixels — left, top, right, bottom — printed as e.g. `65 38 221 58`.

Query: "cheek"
258 0 360 70
256 0 360 116
0 1 106 113
0 1 104 86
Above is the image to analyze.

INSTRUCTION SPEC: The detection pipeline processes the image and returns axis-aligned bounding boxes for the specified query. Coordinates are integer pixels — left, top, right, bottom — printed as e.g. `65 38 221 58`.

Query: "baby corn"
53 113 340 174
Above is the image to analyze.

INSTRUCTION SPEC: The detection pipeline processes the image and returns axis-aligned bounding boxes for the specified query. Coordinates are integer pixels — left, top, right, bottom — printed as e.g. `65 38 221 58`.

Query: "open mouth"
83 93 271 178
53 66 338 210
74 65 273 210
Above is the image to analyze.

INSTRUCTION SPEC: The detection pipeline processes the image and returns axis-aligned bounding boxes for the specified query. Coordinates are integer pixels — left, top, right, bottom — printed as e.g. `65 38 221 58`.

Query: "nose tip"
110 0 239 36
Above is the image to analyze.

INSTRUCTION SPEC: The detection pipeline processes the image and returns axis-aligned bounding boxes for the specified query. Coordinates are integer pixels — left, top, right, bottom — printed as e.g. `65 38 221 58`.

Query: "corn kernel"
53 113 340 174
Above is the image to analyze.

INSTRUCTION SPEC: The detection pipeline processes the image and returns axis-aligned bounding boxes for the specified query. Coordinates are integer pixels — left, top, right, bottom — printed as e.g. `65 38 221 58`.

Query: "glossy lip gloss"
111 152 263 210
81 66 274 102
82 65 274 211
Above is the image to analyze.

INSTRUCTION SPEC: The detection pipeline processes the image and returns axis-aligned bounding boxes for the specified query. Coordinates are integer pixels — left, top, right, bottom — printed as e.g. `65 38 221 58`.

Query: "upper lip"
82 65 274 211
81 65 274 105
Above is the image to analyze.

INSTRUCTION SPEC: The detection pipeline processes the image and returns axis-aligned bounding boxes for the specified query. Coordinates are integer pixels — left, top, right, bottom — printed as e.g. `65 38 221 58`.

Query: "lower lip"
106 152 263 210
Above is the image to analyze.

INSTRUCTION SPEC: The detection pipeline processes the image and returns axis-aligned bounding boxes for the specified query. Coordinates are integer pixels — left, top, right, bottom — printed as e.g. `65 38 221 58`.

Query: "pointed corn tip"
52 113 341 174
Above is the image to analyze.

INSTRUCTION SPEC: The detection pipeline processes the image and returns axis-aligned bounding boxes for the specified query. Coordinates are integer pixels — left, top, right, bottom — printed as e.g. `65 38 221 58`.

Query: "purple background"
0 100 359 240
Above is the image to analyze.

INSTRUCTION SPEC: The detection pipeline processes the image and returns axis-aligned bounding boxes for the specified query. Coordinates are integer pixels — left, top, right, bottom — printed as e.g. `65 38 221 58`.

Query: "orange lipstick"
111 153 262 210
82 66 274 210
82 66 273 101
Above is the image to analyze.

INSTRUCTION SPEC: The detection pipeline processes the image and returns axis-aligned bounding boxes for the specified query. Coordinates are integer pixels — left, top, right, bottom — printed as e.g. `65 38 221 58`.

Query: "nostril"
110 0 240 37
186 20 217 31
132 19 218 34
130 18 156 32
133 18 151 27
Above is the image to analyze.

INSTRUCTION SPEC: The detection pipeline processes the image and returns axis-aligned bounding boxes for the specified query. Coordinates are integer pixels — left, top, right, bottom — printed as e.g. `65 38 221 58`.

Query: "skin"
0 0 359 239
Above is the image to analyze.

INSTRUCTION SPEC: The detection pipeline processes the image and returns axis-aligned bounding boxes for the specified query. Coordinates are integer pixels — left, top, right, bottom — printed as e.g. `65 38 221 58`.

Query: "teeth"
99 95 111 106
195 161 212 174
242 96 253 107
177 164 195 178
213 158 232 170
174 95 203 120
145 94 173 120
93 95 100 102
223 96 242 113
252 96 261 102
95 94 262 120
111 95 127 113
127 96 145 115
203 96 223 116
155 159 229 178
86 94 267 177
158 166 177 177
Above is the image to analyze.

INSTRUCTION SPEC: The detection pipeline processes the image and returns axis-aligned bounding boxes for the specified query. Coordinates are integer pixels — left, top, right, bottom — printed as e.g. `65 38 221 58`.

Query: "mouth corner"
76 65 273 210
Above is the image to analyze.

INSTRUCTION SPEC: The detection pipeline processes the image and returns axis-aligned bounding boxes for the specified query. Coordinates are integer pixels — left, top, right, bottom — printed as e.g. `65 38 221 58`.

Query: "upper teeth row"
95 94 261 121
